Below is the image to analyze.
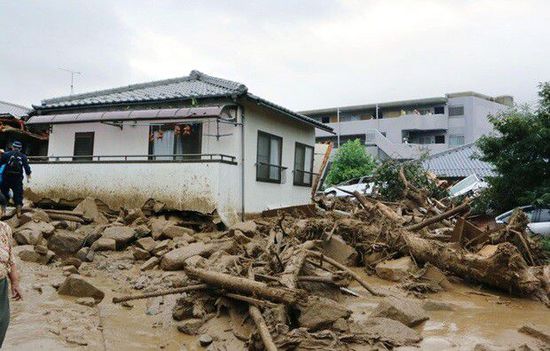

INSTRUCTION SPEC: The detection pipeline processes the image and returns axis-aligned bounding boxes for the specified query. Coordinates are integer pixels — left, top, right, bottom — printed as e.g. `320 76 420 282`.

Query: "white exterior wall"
242 102 315 214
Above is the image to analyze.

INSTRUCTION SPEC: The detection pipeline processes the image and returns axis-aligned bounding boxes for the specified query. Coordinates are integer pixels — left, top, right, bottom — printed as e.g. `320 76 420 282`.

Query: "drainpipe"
239 105 246 221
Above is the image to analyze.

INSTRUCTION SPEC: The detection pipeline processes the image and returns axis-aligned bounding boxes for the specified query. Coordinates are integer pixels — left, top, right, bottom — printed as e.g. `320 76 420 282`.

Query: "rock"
32 209 51 223
17 245 55 264
90 238 117 251
199 334 213 347
48 229 86 253
518 324 550 344
17 221 55 239
145 296 163 315
102 226 136 249
134 225 151 239
230 221 257 235
161 242 209 271
75 297 97 307
133 247 151 260
297 296 351 330
149 216 171 239
14 229 42 245
63 257 83 269
136 237 157 252
320 235 358 266
177 319 204 335
18 212 34 225
75 197 109 224
370 297 429 327
76 247 93 262
124 208 145 224
419 264 452 291
422 300 456 311
82 225 108 246
58 274 105 302
162 225 195 240
141 257 160 271
5 216 20 230
350 317 422 346
63 265 79 274
34 244 49 255
152 240 170 255
375 256 416 282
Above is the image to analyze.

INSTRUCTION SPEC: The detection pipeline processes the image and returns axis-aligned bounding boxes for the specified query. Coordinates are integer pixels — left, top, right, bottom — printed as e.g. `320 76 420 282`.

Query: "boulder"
58 275 105 302
74 197 109 224
17 245 55 264
135 237 157 252
149 216 171 239
161 242 209 271
320 235 358 266
48 229 86 254
162 225 195 240
34 244 49 255
81 225 107 247
14 229 42 245
230 221 257 235
90 238 116 251
350 317 422 346
16 221 55 239
18 212 34 226
370 297 429 327
75 297 97 307
134 225 151 239
419 264 452 291
133 247 151 260
141 257 160 271
32 209 51 223
375 256 416 282
63 265 79 275
102 226 136 249
177 319 204 335
297 296 351 330
76 247 94 262
63 257 83 269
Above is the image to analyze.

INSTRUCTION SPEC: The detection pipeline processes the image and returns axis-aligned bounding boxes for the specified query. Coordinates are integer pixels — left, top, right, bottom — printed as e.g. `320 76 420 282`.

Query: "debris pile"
7 170 550 350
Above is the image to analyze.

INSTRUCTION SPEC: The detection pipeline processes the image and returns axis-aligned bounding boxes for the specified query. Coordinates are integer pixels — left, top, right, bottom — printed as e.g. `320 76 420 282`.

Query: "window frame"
256 131 283 184
293 142 315 187
73 132 95 161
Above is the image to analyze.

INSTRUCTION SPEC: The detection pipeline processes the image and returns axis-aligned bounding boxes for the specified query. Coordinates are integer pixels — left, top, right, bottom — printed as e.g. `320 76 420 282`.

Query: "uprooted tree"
325 139 376 186
476 82 550 213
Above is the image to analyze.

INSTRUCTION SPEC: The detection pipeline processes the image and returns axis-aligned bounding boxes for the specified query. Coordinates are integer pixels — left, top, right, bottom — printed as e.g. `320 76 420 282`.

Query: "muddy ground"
4 250 549 351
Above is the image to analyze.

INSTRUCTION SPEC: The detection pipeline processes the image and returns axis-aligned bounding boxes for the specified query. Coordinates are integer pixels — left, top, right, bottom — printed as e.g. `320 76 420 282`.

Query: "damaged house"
0 100 48 154
26 70 332 224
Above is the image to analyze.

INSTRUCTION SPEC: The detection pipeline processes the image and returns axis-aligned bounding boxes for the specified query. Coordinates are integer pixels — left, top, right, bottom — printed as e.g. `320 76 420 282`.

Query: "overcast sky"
1 0 549 110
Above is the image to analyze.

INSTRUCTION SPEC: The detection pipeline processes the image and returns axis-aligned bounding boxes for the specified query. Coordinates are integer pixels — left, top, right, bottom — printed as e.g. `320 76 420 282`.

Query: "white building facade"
302 92 512 160
27 71 330 225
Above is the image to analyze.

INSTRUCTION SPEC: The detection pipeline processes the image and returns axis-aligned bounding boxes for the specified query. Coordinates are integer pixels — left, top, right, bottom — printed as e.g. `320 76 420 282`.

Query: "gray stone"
14 229 42 245
17 221 55 238
370 297 429 327
350 317 422 346
149 216 171 239
63 257 83 269
134 224 151 238
199 334 213 347
141 257 160 271
151 240 170 255
34 244 49 255
176 319 204 335
76 247 93 262
375 256 416 282
102 226 136 249
297 296 351 330
17 246 55 265
90 238 116 251
162 225 195 240
74 197 109 224
135 237 157 252
75 297 97 307
48 229 86 253
321 235 358 266
133 247 151 260
161 242 208 271
58 275 105 302
31 209 51 223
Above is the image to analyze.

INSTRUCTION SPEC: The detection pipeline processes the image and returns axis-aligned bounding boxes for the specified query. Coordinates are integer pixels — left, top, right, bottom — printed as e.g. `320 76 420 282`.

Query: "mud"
4 256 548 350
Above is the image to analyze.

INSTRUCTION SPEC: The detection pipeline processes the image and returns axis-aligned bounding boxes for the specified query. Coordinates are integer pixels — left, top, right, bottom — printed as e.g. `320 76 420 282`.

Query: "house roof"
0 100 31 118
34 70 332 132
422 142 496 178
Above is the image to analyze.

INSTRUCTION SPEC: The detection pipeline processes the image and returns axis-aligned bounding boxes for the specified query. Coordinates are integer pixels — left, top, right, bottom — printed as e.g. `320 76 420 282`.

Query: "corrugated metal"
0 100 31 118
422 143 495 178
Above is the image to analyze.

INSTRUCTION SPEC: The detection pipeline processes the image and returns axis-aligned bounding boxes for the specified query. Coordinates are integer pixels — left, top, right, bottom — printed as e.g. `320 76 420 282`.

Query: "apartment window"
448 105 464 116
434 106 445 114
73 132 94 161
149 123 202 160
435 135 445 144
293 143 314 186
257 131 283 183
340 114 361 122
449 135 465 146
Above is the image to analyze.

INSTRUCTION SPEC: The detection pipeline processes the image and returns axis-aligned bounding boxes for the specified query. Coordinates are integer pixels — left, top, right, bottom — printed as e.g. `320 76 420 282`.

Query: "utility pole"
59 68 81 95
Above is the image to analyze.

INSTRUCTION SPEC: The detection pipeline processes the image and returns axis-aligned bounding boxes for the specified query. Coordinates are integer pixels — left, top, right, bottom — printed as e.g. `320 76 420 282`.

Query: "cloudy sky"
1 0 549 110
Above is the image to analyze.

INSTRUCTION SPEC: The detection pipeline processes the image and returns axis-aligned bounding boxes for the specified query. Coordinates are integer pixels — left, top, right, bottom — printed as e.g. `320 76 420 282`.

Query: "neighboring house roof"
34 70 332 132
422 143 496 178
0 100 31 118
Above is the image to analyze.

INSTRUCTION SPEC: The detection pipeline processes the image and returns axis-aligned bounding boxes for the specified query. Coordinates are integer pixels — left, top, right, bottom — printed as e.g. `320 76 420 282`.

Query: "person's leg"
0 278 10 348
11 179 23 216
0 179 10 206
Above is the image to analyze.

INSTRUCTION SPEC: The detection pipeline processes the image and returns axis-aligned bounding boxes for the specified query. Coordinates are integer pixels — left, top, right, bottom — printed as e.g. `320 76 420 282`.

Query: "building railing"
28 153 238 164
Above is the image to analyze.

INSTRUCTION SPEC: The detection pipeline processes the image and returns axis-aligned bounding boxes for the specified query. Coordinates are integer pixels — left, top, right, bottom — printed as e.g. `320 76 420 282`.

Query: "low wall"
27 161 241 225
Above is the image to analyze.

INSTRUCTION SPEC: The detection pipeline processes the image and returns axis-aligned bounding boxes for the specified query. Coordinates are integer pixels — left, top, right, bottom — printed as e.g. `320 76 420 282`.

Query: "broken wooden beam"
112 284 208 303
405 201 470 232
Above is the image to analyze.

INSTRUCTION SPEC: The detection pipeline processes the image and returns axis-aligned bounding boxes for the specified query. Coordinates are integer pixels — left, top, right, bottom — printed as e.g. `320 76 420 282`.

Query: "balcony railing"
28 153 237 164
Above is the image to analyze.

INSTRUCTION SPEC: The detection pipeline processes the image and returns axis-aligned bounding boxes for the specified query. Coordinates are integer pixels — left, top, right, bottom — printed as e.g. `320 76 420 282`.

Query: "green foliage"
475 82 550 213
541 236 550 253
325 139 377 186
373 158 447 201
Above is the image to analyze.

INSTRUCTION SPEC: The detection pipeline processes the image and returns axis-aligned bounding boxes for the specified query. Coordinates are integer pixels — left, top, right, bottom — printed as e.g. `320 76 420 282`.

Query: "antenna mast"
59 68 82 95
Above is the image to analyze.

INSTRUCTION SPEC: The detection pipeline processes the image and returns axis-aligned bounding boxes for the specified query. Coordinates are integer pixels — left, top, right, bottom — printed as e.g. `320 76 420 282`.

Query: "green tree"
325 139 376 186
476 82 550 213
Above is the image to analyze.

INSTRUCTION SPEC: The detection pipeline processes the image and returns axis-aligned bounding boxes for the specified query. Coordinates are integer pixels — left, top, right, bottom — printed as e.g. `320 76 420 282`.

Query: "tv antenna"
59 68 81 95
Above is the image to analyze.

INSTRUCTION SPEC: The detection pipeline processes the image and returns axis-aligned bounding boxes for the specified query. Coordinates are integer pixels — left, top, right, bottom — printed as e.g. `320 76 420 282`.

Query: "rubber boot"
16 205 22 218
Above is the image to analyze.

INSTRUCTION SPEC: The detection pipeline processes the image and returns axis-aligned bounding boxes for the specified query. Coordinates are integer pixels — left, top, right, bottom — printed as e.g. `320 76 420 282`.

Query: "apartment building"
302 92 513 160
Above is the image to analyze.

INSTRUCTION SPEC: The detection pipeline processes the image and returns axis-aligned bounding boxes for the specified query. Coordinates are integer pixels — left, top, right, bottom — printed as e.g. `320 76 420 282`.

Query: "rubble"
58 275 105 302
375 256 416 282
370 297 429 327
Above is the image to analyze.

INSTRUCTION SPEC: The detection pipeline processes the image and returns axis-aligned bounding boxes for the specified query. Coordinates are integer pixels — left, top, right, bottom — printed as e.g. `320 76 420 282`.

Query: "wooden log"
225 293 279 309
249 305 278 351
306 250 385 297
112 284 208 303
405 201 470 232
279 240 316 289
47 213 86 223
43 209 85 217
352 191 402 223
184 267 304 305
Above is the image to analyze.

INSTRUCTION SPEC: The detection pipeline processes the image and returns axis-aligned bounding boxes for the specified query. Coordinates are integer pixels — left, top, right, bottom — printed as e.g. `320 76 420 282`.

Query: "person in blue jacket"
0 141 31 217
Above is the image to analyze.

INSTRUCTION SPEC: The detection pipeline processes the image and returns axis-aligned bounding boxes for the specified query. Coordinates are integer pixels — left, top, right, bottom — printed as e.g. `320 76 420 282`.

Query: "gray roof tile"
422 143 495 178
0 100 31 118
